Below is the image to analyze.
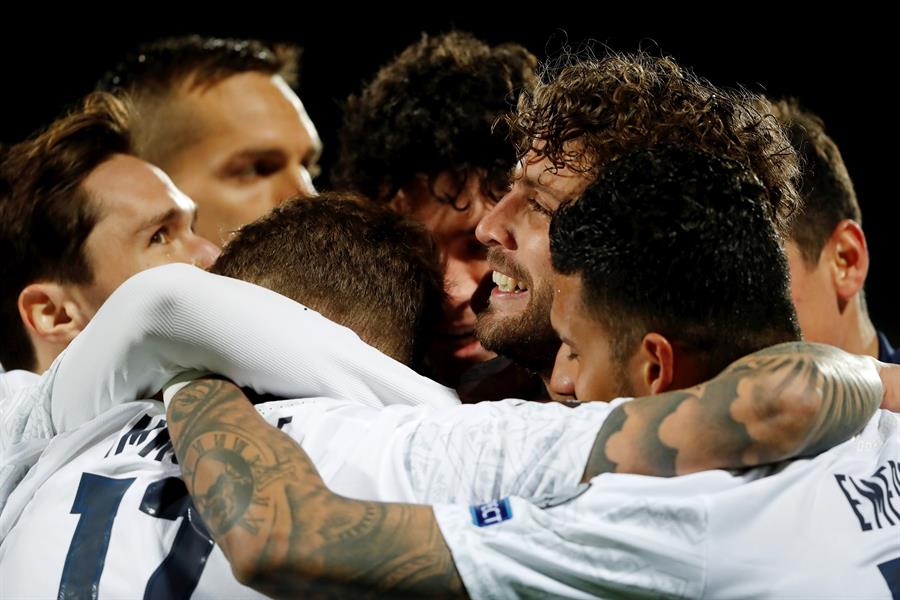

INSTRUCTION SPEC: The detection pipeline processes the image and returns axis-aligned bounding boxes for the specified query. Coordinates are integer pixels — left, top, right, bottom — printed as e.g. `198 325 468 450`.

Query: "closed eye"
527 198 552 217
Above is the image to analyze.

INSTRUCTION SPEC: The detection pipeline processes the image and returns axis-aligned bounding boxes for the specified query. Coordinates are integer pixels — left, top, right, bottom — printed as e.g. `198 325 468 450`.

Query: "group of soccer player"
0 32 898 598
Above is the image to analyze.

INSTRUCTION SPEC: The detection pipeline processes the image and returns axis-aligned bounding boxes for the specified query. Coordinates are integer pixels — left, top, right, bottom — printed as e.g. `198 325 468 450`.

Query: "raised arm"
52 264 457 433
583 342 883 480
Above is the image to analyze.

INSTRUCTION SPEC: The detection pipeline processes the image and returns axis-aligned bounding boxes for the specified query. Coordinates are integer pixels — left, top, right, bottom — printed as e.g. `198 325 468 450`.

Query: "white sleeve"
433 481 708 599
51 264 458 433
254 398 618 505
397 399 620 504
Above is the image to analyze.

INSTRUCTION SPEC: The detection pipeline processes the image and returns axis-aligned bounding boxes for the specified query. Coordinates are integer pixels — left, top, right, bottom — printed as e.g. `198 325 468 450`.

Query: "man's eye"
233 161 281 180
527 198 552 217
150 228 170 245
567 351 579 361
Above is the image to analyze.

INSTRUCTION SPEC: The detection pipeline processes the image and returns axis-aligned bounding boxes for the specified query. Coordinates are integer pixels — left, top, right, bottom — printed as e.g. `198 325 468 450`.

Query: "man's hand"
873 359 900 412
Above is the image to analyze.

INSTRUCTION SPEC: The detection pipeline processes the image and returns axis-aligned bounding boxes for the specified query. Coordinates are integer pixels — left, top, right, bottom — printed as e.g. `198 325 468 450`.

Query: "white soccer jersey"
0 364 56 517
0 369 39 402
0 263 463 539
434 409 900 599
0 396 613 598
256 396 614 504
0 406 265 599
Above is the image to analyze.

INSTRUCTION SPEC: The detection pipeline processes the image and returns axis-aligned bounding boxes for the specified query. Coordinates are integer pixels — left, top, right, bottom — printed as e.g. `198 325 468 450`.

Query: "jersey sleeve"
433 482 708 599
397 399 620 504
254 397 618 505
51 264 459 433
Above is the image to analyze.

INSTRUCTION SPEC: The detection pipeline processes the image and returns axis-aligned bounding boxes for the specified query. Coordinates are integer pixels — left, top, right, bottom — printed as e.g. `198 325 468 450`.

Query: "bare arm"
167 378 466 599
583 342 883 480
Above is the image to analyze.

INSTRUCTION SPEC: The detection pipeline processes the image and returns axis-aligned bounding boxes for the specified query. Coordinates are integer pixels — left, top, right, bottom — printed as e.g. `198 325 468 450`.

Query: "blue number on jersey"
57 473 214 599
58 474 135 599
879 556 900 600
141 477 214 600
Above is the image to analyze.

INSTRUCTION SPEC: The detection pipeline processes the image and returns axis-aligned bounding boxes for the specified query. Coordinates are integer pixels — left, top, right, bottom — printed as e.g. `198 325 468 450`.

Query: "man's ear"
635 332 676 395
18 282 89 346
826 219 869 305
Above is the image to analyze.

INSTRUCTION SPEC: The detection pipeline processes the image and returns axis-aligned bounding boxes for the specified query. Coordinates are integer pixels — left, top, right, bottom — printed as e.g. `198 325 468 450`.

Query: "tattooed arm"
583 342 883 480
167 377 467 599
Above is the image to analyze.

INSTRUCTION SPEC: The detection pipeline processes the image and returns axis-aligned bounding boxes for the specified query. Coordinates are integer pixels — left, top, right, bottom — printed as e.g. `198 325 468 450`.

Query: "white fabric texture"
435 410 900 599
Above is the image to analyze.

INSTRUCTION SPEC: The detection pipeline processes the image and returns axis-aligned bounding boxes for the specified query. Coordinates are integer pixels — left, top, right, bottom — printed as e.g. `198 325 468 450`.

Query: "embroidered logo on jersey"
835 459 900 532
471 498 512 527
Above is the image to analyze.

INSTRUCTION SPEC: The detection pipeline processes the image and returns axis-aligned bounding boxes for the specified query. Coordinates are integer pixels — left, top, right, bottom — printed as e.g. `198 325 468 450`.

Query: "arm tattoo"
167 377 467 599
583 342 882 481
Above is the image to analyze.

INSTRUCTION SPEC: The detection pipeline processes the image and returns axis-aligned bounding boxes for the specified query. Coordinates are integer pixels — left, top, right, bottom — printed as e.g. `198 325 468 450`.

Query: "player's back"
705 408 900 598
0 405 265 599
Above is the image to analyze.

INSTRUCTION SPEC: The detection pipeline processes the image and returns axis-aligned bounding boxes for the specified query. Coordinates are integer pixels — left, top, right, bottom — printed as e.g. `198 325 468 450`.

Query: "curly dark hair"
770 98 860 265
333 31 538 209
511 52 799 235
551 144 799 381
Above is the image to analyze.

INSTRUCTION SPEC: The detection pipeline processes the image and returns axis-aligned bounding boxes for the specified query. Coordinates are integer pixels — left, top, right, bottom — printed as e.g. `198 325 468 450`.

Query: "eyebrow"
135 207 195 234
520 171 568 204
229 144 323 167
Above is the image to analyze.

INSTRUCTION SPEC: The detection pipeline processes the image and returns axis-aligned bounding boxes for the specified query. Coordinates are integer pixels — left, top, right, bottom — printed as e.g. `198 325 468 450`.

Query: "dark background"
2 12 895 338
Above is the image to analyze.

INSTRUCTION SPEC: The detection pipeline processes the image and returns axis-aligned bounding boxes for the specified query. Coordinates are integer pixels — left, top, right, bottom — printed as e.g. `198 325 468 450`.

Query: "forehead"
517 153 592 206
83 155 195 225
404 173 493 238
182 72 321 154
550 272 585 333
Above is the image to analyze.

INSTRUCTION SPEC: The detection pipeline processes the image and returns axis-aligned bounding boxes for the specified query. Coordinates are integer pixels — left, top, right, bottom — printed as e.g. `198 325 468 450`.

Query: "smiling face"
473 152 592 372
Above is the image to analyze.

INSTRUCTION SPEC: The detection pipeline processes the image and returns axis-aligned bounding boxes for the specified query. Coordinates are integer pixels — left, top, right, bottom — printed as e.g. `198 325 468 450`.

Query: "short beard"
474 278 559 374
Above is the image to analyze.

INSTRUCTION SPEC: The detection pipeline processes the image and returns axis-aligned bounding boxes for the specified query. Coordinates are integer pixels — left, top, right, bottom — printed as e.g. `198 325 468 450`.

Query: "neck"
31 341 64 374
837 295 879 358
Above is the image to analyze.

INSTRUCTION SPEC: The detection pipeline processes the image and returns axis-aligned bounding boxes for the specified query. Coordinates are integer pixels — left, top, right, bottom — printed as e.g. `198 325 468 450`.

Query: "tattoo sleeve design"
583 342 883 481
167 378 467 599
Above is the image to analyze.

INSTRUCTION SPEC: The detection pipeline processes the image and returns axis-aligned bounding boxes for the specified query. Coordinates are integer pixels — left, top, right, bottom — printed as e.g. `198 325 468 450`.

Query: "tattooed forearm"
167 377 467 599
582 342 882 482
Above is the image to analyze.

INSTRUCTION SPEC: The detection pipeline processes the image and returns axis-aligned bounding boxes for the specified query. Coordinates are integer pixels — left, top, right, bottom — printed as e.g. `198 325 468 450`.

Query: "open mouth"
492 270 529 293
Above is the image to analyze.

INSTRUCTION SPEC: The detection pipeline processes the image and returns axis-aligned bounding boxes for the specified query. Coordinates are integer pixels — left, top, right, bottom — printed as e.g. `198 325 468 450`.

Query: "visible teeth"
492 271 528 293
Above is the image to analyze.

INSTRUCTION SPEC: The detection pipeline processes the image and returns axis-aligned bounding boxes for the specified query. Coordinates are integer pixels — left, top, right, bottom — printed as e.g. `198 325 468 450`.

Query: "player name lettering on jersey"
835 459 900 532
105 412 177 464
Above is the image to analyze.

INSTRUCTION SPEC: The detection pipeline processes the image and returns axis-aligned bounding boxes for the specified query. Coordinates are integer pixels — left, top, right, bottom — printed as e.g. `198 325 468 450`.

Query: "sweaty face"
549 272 633 402
397 171 497 385
77 154 220 317
161 73 322 245
474 152 591 372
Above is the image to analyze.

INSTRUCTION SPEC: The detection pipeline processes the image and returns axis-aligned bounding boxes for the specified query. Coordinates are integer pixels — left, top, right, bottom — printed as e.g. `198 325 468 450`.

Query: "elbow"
228 533 316 595
744 389 819 462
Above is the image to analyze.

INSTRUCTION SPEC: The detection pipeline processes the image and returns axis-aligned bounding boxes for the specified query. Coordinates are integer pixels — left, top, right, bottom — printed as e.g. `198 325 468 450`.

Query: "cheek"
194 184 276 239
575 372 598 402
521 227 552 277
575 352 617 402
